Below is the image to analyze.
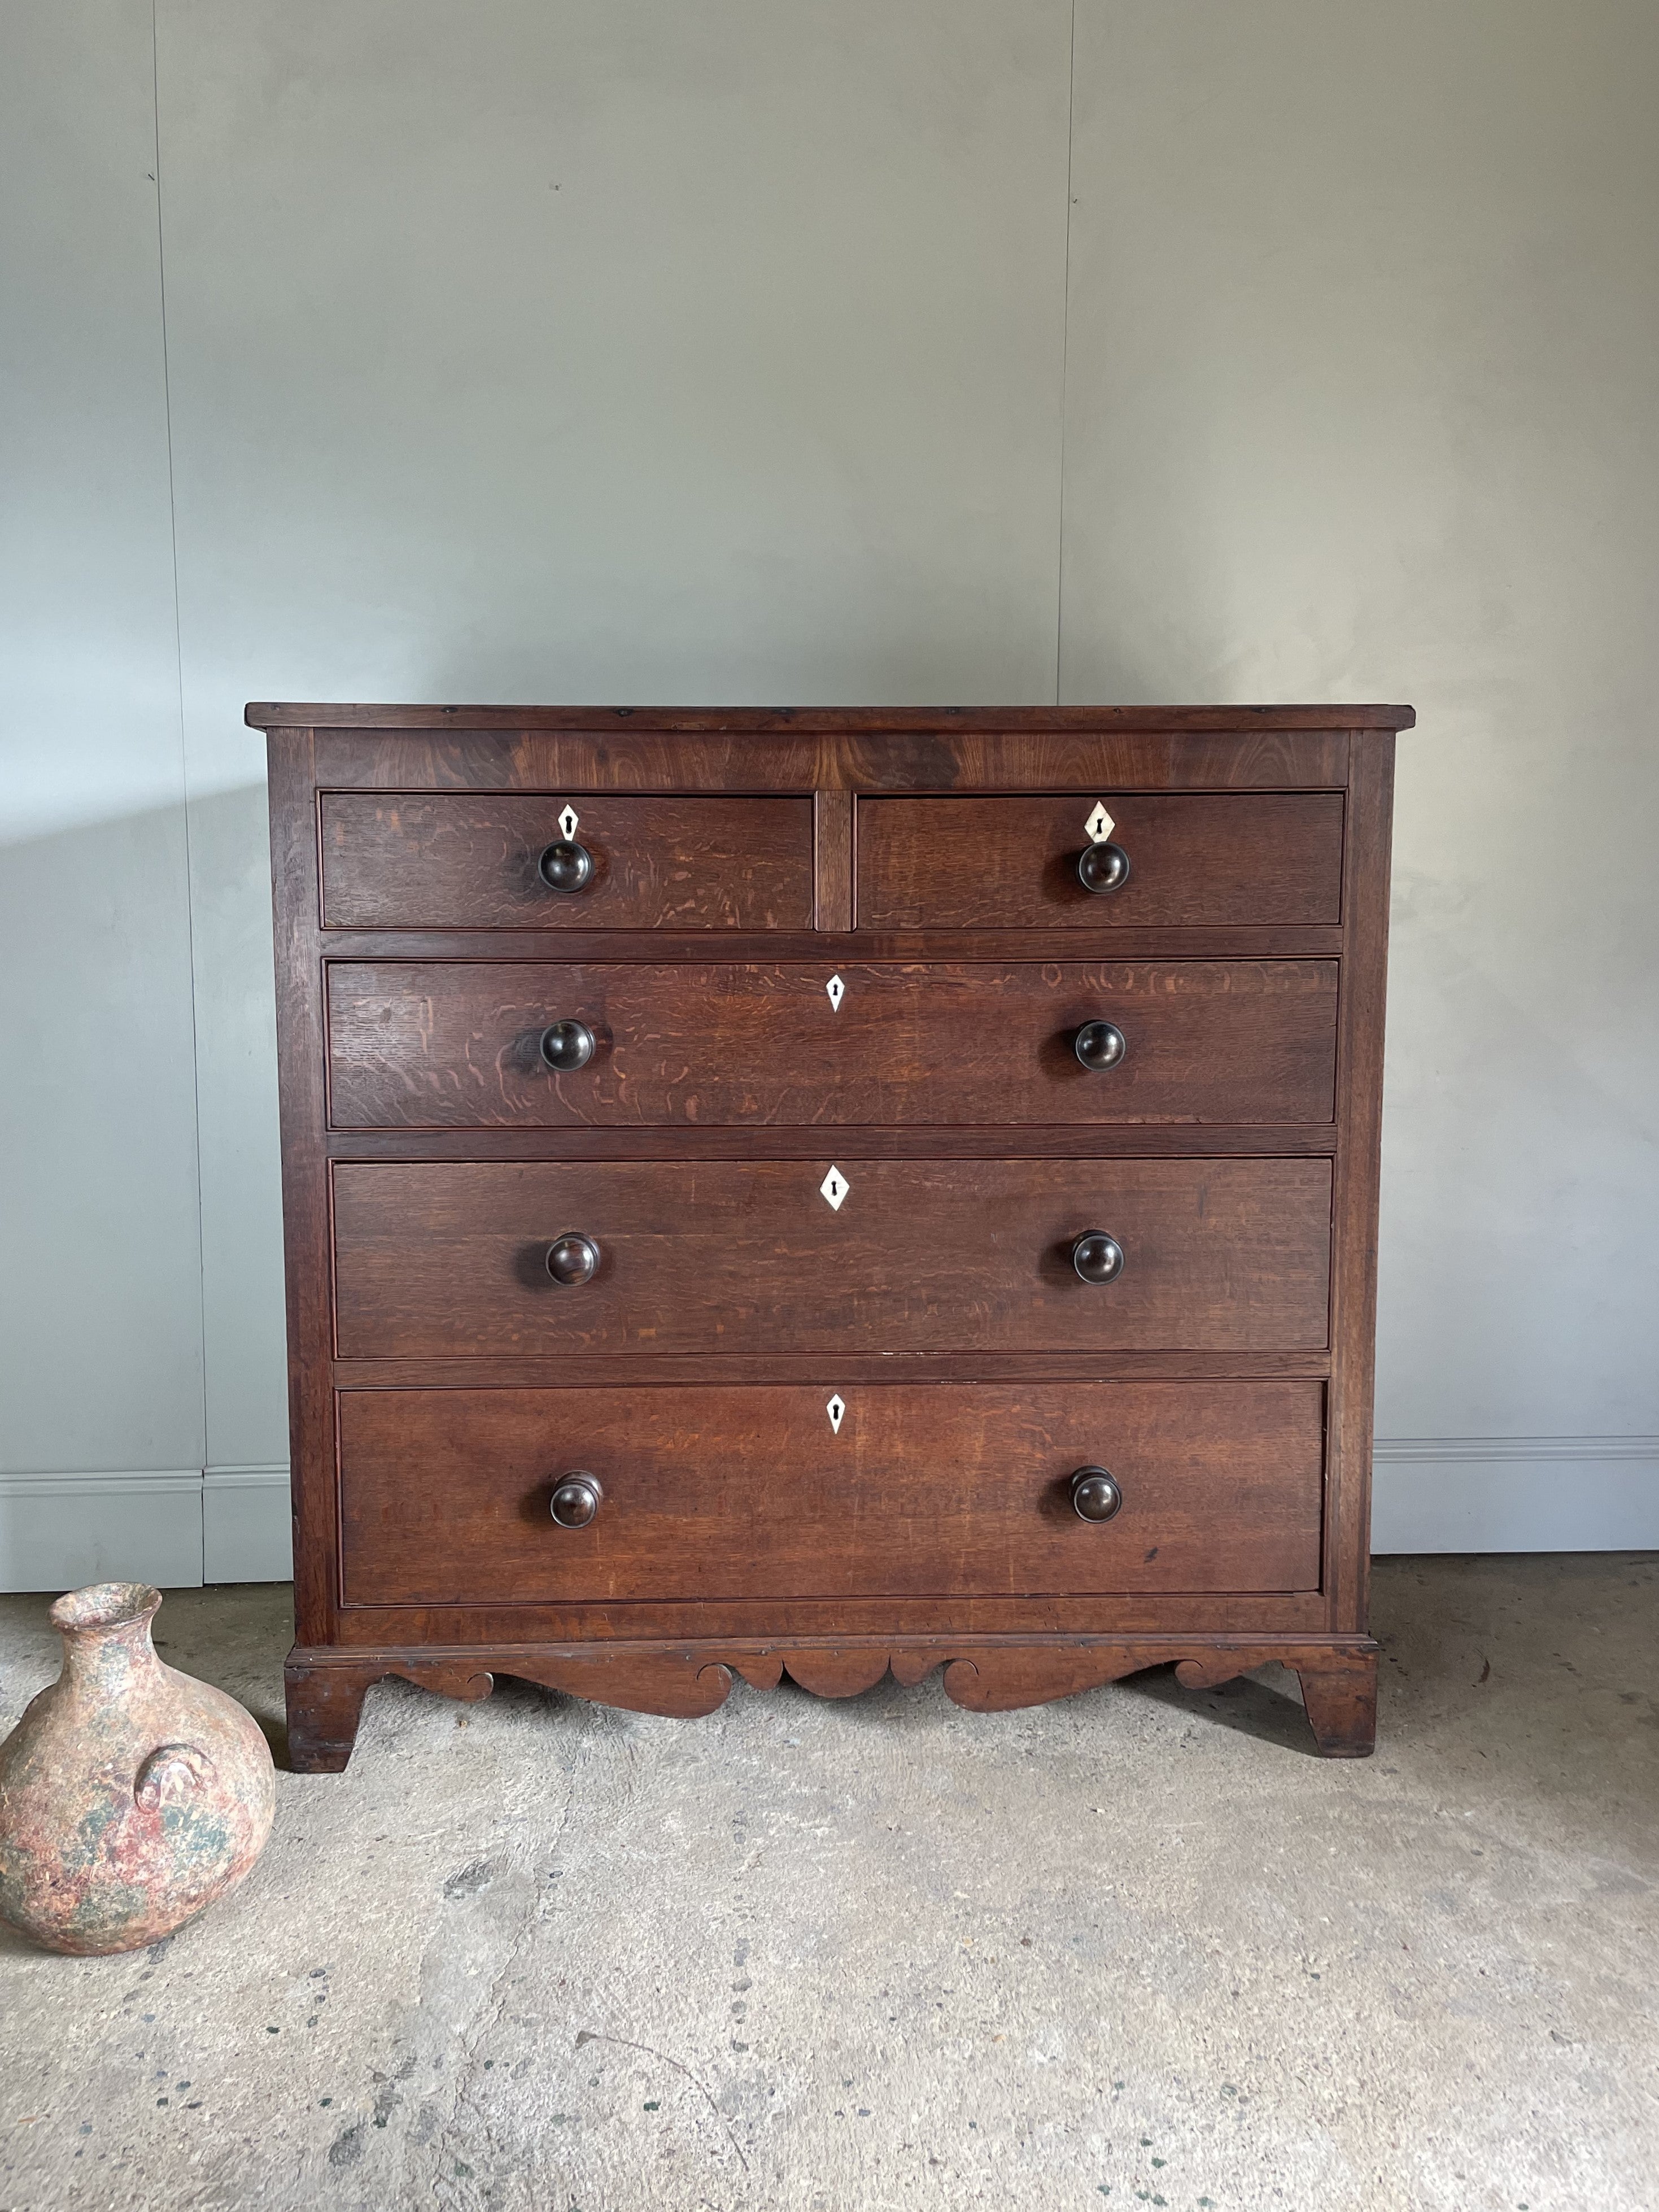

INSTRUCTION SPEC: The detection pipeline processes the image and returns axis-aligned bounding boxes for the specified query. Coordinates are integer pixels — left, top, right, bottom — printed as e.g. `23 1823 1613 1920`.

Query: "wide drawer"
320 793 815 930
331 1158 1332 1357
337 1382 1326 1604
325 958 1339 1128
855 793 1345 928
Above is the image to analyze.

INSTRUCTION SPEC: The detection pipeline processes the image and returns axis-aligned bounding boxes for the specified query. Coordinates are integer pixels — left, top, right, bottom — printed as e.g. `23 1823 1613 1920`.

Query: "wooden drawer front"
855 793 1344 928
320 793 815 930
338 1381 1326 1605
326 958 1339 1129
332 1158 1331 1358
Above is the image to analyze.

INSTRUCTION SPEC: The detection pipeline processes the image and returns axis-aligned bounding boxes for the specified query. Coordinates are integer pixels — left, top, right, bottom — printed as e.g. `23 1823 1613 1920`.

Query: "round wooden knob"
1071 1467 1122 1522
1074 1020 1127 1072
1076 841 1131 895
550 1473 603 1528
539 839 593 892
546 1232 601 1286
1071 1231 1124 1285
539 1019 596 1071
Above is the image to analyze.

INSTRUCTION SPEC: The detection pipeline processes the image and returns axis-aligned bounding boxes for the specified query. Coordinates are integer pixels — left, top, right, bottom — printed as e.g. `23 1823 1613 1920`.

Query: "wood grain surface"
253 703 1414 731
1324 730 1396 1628
324 958 1338 1129
321 793 814 930
855 793 1345 928
268 728 340 1647
299 727 1357 797
337 1381 1325 1605
315 1588 1333 1647
330 1156 1333 1358
281 1634 1378 1769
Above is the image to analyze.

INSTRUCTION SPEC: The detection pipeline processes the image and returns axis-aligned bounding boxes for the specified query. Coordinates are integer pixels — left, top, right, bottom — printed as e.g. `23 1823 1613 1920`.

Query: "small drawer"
855 793 1345 929
320 793 815 930
331 1157 1333 1358
326 958 1338 1129
338 1381 1326 1605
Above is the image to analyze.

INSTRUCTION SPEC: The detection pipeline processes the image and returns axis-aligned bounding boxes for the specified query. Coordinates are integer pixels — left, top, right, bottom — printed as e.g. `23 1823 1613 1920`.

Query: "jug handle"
134 1742 216 1810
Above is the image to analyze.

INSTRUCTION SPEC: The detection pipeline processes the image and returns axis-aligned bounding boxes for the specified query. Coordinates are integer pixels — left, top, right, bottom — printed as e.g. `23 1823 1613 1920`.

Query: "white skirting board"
1 1444 1655 1592
0 1468 292 1592
1368 1437 1659 1553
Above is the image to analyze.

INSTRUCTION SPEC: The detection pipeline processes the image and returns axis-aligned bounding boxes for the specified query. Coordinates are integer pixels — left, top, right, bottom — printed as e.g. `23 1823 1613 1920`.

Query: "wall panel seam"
150 0 209 1567
1054 0 1079 708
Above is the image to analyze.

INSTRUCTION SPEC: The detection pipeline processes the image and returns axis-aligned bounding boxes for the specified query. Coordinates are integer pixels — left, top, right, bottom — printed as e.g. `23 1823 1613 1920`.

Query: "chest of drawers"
253 703 1408 1769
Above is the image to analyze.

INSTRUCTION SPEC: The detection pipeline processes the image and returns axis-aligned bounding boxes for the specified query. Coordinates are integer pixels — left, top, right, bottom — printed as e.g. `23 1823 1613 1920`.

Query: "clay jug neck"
48 1582 166 1700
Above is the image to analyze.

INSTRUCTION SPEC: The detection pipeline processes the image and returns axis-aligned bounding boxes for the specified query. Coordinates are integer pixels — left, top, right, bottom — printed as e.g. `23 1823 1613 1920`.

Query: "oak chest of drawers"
252 703 1409 1769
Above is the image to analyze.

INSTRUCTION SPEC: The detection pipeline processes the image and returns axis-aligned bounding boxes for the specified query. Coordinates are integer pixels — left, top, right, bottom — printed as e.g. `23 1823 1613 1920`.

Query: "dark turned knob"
539 1019 596 1072
1076 841 1131 895
546 1232 601 1286
549 1472 603 1528
538 839 593 893
1071 1231 1125 1285
1074 1020 1127 1072
1071 1467 1123 1522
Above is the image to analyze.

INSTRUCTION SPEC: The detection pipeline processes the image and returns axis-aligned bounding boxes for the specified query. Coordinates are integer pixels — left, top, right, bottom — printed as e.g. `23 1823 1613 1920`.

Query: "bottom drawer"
338 1383 1324 1605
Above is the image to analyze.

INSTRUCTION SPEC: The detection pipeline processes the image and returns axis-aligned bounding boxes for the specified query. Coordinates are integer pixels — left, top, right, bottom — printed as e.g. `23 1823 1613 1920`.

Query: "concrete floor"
1 1559 1656 2212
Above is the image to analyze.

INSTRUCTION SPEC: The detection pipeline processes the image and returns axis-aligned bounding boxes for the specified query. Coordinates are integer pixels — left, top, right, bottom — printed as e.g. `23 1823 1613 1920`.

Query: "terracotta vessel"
0 1582 276 1954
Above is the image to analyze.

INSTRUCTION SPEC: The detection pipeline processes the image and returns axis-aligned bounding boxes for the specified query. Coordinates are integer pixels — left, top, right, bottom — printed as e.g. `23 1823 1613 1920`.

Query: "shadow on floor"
1123 1662 1321 1755
752 1656 1327 1756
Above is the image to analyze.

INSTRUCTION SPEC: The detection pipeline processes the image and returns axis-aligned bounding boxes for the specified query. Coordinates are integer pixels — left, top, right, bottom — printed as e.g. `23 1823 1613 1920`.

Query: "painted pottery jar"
0 1582 276 1954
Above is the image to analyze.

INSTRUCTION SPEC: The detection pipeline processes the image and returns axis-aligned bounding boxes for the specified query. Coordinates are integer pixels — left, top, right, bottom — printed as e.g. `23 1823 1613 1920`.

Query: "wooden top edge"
246 702 1416 733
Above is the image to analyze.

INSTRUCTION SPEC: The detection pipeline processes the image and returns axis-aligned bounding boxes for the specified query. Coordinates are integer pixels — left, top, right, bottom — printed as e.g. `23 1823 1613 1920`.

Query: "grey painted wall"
3 1 1656 1585
0 3 212 1582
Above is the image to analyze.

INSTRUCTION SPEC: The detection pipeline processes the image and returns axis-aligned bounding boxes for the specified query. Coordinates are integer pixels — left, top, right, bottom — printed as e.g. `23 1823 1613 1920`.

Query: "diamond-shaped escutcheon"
558 804 579 840
825 973 845 1012
819 1166 850 1211
1085 801 1115 844
826 1394 845 1434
